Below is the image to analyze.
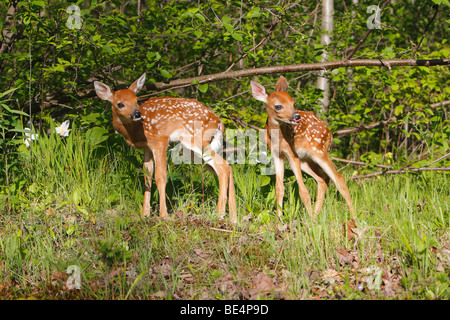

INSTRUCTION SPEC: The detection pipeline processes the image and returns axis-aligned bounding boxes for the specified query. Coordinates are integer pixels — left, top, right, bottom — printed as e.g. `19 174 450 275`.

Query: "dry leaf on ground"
193 248 209 259
321 269 340 285
343 219 357 241
152 256 172 279
248 272 276 299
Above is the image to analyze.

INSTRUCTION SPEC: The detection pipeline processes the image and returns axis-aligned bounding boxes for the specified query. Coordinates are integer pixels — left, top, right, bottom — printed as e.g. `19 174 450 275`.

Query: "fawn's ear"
94 81 113 101
275 76 289 92
250 80 268 103
129 73 146 94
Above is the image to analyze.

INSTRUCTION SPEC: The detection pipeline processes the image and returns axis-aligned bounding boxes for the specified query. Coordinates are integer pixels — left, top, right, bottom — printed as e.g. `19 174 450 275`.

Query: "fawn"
94 73 237 223
250 76 355 219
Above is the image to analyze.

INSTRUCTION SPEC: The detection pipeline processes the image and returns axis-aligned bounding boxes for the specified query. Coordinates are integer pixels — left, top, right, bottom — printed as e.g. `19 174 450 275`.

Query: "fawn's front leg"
142 148 154 217
273 154 285 217
285 154 313 218
150 142 169 219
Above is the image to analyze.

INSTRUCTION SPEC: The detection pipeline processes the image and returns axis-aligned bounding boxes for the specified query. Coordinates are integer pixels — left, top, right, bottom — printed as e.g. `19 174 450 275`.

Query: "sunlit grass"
0 128 448 300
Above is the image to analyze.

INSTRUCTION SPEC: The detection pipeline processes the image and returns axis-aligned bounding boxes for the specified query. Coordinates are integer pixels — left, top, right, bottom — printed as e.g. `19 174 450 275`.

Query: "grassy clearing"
0 128 448 300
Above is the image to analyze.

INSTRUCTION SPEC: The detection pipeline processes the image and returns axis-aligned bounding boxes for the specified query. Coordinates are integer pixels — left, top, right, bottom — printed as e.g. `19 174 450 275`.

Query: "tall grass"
0 126 448 299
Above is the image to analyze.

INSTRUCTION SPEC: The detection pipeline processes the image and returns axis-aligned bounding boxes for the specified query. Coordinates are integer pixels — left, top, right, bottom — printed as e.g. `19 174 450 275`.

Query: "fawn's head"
94 73 146 123
251 76 301 126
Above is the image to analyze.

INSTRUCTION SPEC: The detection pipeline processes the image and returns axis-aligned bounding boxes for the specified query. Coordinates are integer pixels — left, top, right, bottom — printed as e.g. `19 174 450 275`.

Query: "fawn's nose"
131 109 142 121
291 112 301 124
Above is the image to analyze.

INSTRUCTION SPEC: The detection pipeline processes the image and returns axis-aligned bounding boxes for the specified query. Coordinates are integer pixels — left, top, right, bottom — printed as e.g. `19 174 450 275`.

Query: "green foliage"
0 0 448 164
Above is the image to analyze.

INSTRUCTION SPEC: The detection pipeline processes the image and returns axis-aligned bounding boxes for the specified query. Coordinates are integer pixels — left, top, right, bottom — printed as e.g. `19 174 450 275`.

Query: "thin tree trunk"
317 0 334 113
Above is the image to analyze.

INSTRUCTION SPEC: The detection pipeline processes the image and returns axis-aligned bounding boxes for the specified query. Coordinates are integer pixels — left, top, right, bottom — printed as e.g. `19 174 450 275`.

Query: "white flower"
24 129 38 147
55 120 70 137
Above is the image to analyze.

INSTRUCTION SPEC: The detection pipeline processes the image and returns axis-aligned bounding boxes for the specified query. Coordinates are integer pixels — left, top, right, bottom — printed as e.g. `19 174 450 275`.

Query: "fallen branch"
331 157 393 169
351 167 449 180
423 153 450 168
354 151 449 180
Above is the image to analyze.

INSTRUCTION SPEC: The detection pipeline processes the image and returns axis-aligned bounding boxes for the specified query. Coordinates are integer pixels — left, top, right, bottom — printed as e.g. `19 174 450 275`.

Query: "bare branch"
331 157 393 169
423 153 450 168
430 100 450 109
143 58 450 92
351 167 450 180
334 99 449 137
334 116 397 136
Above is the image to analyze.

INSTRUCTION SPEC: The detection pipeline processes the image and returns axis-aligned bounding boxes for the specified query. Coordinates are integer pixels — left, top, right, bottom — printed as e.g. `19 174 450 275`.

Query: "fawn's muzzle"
291 112 301 124
131 109 142 121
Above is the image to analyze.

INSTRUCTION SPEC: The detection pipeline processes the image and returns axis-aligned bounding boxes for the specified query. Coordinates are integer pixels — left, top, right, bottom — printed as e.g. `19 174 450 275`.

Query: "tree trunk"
317 0 334 114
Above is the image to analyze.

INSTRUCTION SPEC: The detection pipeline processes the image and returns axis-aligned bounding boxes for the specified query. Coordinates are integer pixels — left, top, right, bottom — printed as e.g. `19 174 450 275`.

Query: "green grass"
0 128 448 300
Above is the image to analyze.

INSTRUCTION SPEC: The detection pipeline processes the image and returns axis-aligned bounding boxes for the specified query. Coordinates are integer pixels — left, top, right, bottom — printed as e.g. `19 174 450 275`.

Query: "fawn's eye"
117 102 125 109
274 105 283 111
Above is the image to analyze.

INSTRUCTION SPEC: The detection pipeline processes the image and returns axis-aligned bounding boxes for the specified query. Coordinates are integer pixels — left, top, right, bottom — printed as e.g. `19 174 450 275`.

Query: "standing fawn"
250 76 355 219
94 73 237 223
